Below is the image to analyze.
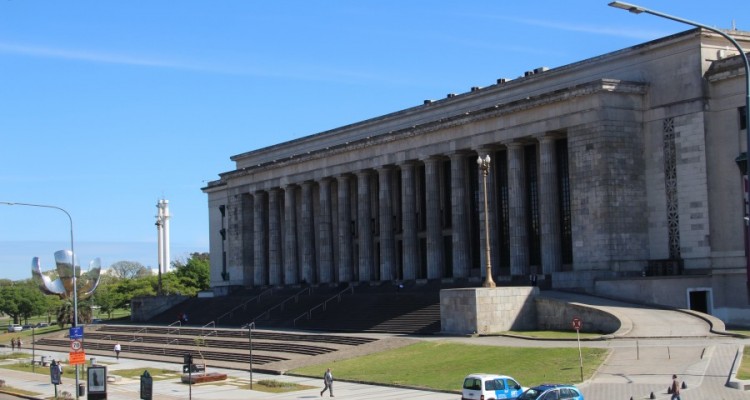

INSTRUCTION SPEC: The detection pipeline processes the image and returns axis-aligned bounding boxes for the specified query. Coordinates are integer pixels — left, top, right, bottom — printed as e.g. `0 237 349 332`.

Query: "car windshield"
518 388 543 400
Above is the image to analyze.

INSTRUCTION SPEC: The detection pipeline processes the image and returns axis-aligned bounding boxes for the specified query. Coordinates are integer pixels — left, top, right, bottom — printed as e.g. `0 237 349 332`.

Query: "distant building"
203 28 750 326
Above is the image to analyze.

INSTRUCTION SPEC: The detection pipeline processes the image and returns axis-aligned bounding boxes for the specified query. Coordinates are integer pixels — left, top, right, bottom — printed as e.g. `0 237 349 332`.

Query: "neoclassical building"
203 28 750 326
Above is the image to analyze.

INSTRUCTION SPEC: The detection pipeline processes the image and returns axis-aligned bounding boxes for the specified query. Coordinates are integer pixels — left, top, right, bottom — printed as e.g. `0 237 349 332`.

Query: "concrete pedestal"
440 287 538 335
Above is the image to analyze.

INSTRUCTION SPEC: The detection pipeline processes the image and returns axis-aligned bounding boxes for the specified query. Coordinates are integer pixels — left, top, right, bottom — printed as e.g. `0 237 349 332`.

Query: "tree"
109 261 150 279
56 300 93 327
172 252 210 291
0 284 48 324
93 284 125 319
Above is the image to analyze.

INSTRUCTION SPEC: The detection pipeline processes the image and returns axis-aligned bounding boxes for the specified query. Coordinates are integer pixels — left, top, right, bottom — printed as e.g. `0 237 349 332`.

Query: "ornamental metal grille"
663 118 681 259
556 138 573 266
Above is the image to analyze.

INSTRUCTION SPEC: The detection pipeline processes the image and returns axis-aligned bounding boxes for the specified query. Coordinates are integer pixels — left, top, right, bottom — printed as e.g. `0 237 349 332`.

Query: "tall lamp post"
477 155 496 288
243 322 255 389
608 1 750 290
0 201 81 398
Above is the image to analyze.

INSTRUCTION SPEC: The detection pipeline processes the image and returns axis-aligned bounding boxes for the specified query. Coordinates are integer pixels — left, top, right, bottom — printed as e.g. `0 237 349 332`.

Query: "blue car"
517 384 584 400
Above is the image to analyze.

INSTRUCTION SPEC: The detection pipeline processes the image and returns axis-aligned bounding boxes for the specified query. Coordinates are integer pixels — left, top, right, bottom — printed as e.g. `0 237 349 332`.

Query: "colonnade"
225 137 571 287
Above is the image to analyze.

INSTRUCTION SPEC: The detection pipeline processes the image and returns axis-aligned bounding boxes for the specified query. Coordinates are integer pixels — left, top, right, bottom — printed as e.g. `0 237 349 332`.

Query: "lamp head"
608 1 645 14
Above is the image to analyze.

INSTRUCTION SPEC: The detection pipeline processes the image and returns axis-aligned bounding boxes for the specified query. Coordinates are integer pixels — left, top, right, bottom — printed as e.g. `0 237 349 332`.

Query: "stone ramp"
539 290 719 338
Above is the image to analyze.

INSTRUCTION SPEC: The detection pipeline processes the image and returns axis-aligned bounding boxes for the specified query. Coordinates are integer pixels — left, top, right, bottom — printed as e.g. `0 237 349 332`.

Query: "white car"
462 373 526 400
7 324 22 332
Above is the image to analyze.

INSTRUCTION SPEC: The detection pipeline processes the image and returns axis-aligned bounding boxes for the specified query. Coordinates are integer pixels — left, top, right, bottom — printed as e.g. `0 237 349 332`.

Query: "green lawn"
290 341 608 392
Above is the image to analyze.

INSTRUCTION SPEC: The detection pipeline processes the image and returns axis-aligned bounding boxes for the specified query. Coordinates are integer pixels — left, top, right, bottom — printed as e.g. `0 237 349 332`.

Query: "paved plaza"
1 293 749 399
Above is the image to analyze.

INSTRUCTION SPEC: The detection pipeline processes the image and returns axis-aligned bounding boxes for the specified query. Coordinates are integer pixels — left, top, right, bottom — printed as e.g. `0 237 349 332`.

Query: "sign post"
69 327 86 366
572 317 583 382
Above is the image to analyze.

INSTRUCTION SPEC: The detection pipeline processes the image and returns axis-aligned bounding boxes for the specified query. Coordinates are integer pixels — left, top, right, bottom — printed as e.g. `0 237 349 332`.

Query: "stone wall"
130 295 188 322
440 287 538 335
535 296 621 334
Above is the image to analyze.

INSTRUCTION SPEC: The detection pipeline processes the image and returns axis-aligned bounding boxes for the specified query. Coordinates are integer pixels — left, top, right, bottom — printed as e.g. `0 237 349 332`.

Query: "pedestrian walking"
114 343 121 360
320 367 334 397
16 337 22 349
670 374 681 400
10 338 15 351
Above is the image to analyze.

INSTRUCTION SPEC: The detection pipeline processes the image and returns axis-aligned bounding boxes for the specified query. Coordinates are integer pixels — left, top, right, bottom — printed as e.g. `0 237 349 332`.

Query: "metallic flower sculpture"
31 250 101 299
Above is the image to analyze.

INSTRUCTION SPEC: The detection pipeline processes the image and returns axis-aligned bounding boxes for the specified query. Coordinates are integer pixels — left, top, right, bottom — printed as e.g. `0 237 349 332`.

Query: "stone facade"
440 287 538 335
203 28 750 326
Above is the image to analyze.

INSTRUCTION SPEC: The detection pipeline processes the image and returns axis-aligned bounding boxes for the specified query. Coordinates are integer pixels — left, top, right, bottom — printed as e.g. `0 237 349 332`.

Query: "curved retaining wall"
535 296 622 334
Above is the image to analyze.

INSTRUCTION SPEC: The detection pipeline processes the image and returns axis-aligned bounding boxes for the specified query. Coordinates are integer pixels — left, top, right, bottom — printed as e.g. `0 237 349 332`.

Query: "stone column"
424 157 444 279
337 175 353 282
400 162 418 280
318 178 334 283
284 185 299 285
268 188 283 285
507 142 529 277
300 181 315 284
450 152 470 278
378 166 396 281
253 190 268 286
357 170 374 282
538 136 562 275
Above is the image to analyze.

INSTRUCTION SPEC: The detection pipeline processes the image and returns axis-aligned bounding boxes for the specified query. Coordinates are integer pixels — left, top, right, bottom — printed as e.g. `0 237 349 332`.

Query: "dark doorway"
688 290 709 314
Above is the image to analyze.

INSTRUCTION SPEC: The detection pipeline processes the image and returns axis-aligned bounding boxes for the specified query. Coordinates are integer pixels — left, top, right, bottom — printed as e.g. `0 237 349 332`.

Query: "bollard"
140 370 153 400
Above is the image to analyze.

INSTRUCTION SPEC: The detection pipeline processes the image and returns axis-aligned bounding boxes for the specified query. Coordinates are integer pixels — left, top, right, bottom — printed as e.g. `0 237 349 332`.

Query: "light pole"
0 201 81 398
244 322 255 389
476 155 496 288
608 1 750 290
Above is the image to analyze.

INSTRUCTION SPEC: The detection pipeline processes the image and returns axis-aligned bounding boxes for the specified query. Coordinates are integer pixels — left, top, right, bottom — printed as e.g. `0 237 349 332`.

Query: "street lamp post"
0 201 81 399
608 1 750 290
244 322 255 389
476 155 496 288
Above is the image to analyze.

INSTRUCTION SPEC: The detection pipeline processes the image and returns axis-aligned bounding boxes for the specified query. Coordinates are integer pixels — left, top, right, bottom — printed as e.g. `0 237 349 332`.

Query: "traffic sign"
71 339 83 352
572 317 582 331
69 326 84 340
69 351 86 365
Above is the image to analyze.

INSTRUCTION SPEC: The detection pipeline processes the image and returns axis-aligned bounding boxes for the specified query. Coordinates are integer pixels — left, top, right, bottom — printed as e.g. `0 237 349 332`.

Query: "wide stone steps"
32 324 383 373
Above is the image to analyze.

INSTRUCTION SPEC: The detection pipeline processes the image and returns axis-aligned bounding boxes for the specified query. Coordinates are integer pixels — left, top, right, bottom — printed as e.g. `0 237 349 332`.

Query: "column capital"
503 140 526 150
422 155 446 164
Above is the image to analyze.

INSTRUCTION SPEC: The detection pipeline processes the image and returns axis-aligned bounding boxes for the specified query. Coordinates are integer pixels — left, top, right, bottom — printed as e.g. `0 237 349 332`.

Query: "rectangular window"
741 106 747 130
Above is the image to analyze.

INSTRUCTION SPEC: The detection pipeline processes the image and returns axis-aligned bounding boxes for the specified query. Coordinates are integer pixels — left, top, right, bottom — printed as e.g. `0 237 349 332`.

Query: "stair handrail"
293 284 354 326
253 287 311 323
215 287 275 324
167 320 181 335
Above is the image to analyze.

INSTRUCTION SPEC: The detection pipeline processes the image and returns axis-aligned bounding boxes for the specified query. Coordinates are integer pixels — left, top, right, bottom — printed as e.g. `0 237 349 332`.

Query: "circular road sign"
572 317 582 331
71 339 83 352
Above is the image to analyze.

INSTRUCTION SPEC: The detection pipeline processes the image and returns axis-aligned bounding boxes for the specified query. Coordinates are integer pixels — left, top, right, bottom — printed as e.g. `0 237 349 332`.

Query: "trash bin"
90 357 97 366
41 356 48 365
78 383 85 396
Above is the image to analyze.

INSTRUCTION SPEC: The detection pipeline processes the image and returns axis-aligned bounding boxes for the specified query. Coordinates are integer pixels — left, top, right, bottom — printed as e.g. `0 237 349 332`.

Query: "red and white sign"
70 339 83 352
572 317 582 331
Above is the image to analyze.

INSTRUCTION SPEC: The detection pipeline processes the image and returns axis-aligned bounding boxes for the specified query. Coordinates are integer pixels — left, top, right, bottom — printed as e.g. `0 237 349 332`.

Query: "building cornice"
204 78 647 189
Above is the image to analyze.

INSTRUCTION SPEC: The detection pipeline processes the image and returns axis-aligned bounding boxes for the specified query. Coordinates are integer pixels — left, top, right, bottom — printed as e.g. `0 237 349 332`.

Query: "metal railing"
215 288 274 324
167 320 181 336
293 285 354 326
252 287 311 323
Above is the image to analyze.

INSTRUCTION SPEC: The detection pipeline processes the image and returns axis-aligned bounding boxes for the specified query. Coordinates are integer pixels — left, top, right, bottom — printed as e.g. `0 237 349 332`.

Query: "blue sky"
1 1 747 281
